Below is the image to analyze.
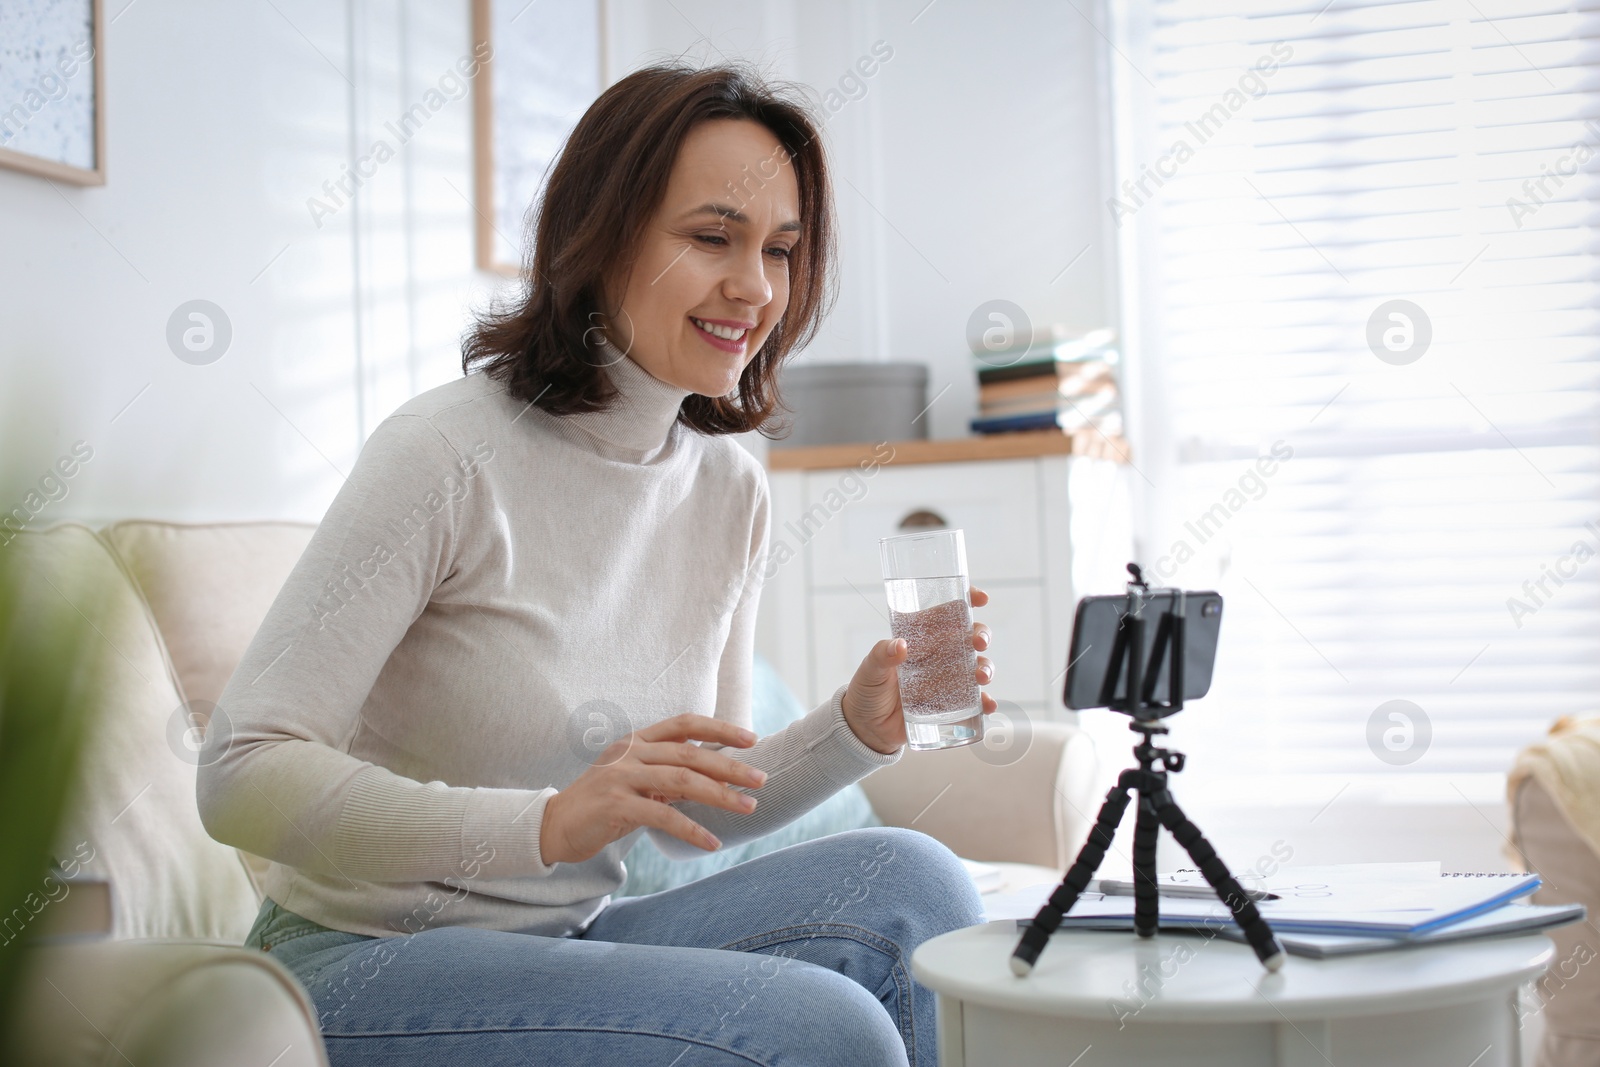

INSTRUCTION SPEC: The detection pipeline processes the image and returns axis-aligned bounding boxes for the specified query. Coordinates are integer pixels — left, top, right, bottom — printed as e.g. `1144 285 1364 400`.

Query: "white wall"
1 0 506 526
1 0 1111 527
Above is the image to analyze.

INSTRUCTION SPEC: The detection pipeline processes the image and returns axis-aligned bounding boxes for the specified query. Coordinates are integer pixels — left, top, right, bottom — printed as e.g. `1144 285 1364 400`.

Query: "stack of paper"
982 862 1586 958
1213 905 1587 958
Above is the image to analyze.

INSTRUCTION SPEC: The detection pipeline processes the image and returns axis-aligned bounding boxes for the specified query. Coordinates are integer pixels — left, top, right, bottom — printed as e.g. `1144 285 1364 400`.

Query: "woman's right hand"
539 713 767 866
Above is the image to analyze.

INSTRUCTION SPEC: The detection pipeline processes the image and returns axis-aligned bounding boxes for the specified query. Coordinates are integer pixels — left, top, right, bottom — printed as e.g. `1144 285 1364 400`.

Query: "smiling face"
597 118 802 398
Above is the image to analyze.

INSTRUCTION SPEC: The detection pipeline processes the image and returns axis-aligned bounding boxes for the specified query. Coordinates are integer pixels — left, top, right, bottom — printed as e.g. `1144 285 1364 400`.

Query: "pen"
1095 878 1279 902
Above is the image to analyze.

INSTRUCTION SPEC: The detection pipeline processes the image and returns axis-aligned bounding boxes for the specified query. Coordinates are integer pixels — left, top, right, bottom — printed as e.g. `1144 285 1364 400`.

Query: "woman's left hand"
841 584 996 755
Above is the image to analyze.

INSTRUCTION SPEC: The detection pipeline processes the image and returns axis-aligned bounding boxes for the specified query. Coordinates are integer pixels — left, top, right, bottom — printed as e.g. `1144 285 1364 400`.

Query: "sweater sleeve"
645 469 903 861
197 414 555 885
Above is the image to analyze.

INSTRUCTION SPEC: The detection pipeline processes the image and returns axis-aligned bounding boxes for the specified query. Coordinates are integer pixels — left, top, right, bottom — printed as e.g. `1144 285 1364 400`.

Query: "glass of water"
879 528 984 751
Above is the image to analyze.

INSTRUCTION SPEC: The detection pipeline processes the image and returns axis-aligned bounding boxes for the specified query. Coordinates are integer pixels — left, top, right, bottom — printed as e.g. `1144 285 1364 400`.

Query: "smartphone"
1063 590 1223 714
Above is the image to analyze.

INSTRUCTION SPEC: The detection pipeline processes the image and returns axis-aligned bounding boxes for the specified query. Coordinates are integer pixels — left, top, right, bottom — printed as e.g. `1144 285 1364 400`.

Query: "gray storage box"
772 361 929 449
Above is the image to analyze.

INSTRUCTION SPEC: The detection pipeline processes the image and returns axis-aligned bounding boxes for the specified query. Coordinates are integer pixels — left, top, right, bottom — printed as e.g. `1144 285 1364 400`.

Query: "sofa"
2 520 1098 1066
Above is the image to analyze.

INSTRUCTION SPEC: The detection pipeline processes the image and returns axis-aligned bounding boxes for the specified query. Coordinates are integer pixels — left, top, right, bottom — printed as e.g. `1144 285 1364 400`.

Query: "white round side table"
911 922 1552 1067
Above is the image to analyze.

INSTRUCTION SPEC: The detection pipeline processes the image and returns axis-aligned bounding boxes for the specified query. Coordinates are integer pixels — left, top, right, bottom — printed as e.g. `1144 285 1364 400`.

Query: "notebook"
1208 901 1587 958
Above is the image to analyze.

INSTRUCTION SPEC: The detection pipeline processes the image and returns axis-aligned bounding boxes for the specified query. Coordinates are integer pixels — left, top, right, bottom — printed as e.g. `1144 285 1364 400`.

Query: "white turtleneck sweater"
198 341 903 939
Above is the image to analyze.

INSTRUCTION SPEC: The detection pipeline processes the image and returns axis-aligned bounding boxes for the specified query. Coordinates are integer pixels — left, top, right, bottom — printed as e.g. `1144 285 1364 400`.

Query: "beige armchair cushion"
1511 776 1600 1067
4 940 328 1067
11 525 258 942
101 520 316 706
100 520 315 898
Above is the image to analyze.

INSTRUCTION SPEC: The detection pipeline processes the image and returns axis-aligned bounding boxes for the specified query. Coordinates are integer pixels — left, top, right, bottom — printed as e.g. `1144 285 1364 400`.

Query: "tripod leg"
1132 794 1160 938
1010 769 1139 976
1151 791 1286 972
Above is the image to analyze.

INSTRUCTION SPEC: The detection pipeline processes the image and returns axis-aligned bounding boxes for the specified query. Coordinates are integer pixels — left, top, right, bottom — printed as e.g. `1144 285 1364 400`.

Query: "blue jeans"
246 826 985 1066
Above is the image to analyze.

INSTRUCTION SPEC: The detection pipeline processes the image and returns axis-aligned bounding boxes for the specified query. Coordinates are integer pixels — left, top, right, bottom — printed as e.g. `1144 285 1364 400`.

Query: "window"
1108 0 1600 797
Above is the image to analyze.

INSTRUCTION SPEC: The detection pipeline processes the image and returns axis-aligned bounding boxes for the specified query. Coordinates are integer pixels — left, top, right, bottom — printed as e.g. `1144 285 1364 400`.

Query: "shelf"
766 428 1130 471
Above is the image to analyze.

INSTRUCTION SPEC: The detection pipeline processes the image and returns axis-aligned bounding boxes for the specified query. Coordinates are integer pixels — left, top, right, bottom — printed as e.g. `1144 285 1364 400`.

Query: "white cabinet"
754 438 1135 722
800 460 1045 585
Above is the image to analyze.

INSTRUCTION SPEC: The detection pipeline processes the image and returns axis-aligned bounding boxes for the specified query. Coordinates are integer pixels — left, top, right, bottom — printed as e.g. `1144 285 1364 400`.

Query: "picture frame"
0 0 106 185
471 0 607 277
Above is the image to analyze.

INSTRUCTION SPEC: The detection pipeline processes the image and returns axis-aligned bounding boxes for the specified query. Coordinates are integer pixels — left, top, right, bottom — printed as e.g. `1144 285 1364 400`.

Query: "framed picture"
472 0 607 276
0 0 105 185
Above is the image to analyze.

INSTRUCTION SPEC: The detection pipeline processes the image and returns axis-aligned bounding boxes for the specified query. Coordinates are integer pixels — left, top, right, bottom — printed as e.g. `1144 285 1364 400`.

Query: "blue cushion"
618 652 882 897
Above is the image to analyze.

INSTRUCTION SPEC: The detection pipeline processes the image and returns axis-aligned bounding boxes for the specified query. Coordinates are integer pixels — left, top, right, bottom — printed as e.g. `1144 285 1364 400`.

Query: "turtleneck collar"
559 337 693 462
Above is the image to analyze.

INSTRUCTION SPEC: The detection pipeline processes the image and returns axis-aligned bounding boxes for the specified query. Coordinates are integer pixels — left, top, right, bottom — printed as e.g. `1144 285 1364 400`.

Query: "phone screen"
1062 590 1223 712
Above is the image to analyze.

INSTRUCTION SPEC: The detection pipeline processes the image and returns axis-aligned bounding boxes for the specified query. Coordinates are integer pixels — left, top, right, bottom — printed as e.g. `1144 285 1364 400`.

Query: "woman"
199 61 997 1066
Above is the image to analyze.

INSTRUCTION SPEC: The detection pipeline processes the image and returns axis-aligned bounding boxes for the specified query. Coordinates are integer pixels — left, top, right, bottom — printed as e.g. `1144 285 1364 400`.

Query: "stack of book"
981 862 1585 959
969 326 1124 447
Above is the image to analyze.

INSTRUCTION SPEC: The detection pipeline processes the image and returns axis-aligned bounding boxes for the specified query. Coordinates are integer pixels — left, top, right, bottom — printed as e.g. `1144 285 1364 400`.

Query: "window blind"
1121 0 1600 786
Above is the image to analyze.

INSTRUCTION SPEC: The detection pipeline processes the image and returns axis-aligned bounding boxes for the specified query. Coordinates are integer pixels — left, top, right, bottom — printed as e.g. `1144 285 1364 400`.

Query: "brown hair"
461 61 837 438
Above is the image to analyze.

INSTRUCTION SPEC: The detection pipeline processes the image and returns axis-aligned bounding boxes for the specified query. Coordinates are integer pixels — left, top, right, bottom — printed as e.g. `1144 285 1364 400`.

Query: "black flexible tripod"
1010 566 1286 976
